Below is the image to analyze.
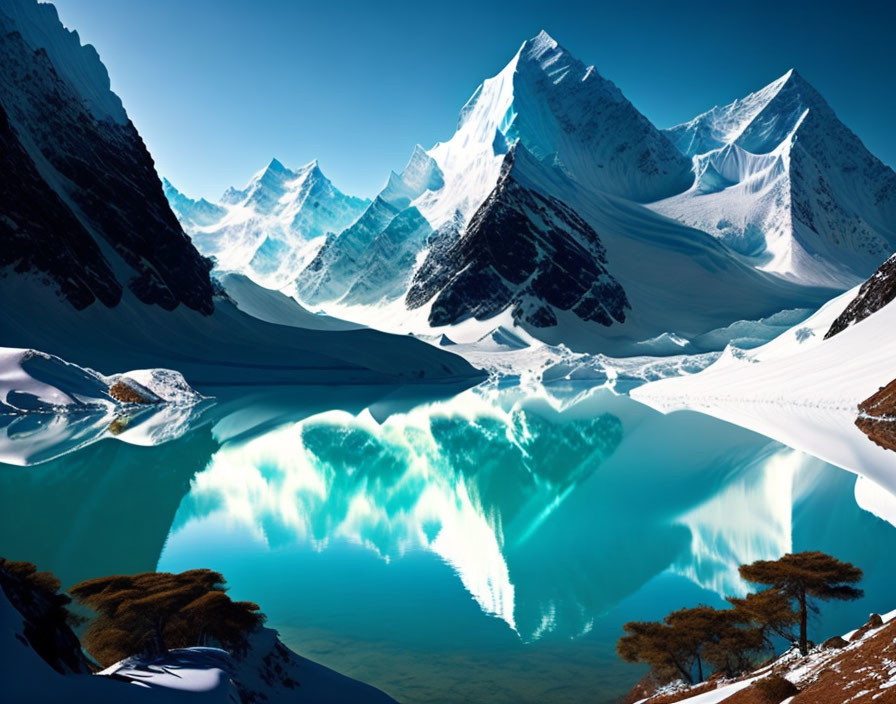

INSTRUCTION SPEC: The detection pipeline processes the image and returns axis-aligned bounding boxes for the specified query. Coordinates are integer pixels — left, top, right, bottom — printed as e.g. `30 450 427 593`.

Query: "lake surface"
1 382 895 703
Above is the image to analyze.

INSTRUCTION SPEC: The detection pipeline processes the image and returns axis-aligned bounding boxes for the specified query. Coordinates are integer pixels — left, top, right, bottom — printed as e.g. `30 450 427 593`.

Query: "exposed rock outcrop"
856 380 896 452
826 254 896 338
406 148 630 330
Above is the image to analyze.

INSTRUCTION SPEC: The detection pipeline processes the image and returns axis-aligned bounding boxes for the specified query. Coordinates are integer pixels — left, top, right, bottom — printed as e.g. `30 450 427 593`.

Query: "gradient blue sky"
52 0 896 201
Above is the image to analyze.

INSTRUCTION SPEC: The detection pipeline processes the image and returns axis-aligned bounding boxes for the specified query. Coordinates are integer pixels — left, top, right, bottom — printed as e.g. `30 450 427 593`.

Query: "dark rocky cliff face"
0 15 213 313
826 254 896 338
406 153 629 330
0 101 121 308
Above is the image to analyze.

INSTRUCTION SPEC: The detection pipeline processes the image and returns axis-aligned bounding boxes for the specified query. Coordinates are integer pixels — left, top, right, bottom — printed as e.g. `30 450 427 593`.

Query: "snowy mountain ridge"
11 3 893 368
166 158 369 289
654 69 896 287
414 30 693 234
275 32 849 356
160 31 896 361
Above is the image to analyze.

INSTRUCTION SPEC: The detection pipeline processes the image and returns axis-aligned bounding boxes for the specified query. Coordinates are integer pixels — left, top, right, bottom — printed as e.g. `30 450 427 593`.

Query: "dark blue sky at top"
51 0 896 200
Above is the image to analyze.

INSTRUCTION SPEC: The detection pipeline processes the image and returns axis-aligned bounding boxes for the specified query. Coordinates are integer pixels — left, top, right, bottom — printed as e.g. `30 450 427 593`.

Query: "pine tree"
69 569 264 666
739 551 863 655
618 618 696 684
618 606 761 684
727 588 799 650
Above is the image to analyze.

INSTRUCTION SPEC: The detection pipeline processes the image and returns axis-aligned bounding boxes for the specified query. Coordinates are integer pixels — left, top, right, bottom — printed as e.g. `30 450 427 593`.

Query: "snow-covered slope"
632 279 896 495
654 70 896 287
0 0 215 313
216 272 363 331
98 633 397 704
0 273 482 388
166 159 369 289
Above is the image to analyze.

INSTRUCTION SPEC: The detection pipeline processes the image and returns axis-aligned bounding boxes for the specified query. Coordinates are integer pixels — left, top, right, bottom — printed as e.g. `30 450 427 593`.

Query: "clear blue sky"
51 0 896 201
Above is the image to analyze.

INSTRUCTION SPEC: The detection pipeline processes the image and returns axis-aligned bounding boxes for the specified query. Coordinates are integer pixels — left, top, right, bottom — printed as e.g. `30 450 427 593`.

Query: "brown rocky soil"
856 379 896 451
108 380 157 405
634 614 896 704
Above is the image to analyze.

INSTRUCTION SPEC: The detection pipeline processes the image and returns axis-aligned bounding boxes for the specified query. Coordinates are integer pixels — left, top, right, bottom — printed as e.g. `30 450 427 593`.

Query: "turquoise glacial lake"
1 383 894 703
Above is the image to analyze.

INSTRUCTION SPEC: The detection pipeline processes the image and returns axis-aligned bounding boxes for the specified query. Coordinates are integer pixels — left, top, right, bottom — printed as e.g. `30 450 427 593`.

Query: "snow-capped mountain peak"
166 158 369 288
655 69 896 287
665 69 801 157
417 30 693 231
379 144 444 208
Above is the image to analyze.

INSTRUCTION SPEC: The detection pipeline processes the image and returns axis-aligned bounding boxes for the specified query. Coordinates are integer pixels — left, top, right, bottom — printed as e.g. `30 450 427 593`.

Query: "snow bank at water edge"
631 287 896 498
0 347 205 414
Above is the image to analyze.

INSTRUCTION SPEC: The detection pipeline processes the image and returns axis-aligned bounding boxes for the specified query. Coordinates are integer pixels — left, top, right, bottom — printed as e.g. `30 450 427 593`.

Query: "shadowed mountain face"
0 1 214 313
407 149 630 329
0 102 120 308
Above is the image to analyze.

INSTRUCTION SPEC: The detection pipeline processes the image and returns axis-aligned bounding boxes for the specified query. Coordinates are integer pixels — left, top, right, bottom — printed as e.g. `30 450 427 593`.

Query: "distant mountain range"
168 30 896 354
2 0 895 364
165 159 369 289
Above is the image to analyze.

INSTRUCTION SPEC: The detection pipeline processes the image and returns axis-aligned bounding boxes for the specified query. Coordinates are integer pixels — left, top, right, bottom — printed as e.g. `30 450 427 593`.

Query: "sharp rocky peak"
514 29 609 91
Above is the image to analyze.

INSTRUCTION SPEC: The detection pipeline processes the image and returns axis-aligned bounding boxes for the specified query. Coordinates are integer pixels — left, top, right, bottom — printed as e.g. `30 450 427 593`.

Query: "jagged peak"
666 67 836 157
520 29 560 55
247 157 322 190
265 157 289 174
763 68 824 103
1 0 128 125
515 29 588 78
